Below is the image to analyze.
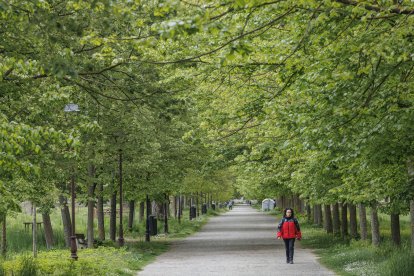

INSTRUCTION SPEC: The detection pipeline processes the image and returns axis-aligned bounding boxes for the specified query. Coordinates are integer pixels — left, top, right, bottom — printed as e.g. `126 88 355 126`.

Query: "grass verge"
255 206 413 276
0 207 226 275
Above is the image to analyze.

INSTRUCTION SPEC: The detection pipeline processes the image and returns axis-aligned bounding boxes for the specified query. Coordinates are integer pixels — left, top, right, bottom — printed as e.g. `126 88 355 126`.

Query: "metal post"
70 173 78 260
64 103 79 260
118 149 124 246
32 203 37 258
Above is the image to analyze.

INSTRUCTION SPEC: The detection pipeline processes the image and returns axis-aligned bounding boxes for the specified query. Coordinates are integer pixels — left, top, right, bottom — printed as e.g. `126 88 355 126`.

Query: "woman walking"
277 208 302 264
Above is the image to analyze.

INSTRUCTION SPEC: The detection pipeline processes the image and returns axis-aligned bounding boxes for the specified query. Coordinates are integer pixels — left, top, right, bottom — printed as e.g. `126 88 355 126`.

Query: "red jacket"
277 217 302 239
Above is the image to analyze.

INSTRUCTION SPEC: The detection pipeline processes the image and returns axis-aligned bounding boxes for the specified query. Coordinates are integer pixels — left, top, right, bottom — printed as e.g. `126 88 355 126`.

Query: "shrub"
2 247 136 275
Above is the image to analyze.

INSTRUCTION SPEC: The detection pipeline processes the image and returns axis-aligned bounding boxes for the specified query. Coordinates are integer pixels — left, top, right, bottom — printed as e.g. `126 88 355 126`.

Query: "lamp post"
64 103 79 260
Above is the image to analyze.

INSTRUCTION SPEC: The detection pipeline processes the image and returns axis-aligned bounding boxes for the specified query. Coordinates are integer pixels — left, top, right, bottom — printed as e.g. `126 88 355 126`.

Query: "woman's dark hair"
283 208 294 218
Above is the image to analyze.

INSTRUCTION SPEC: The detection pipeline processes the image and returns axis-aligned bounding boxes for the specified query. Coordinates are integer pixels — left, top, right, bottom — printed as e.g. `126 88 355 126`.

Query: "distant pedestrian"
277 208 302 264
228 200 233 210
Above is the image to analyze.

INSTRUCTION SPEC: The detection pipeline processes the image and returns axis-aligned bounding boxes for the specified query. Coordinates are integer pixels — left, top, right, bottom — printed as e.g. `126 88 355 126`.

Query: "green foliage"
18 255 37 276
299 219 414 276
2 247 135 275
0 204 226 274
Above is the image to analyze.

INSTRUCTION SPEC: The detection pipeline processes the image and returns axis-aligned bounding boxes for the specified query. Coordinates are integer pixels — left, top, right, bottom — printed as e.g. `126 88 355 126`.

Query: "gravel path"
138 204 336 276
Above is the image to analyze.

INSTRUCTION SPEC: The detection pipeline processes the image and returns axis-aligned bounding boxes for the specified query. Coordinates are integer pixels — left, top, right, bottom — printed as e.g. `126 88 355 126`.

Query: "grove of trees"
1 0 413 256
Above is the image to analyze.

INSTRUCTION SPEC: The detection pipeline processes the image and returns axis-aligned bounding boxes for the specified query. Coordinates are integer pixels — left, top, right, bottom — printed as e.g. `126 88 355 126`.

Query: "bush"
2 247 136 275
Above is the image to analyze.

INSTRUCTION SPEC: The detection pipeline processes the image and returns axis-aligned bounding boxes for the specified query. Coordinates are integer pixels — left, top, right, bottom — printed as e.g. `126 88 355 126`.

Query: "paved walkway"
138 205 336 276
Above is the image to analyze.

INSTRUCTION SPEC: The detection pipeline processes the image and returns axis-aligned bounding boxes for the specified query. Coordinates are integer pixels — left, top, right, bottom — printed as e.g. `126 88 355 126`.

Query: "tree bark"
128 200 135 231
196 192 200 217
151 200 159 219
359 203 368 241
97 183 105 241
390 213 401 246
59 195 72 247
1 213 5 256
408 159 414 253
313 205 322 226
42 212 54 249
340 202 348 238
145 194 151 242
32 202 37 258
164 194 168 234
139 201 145 223
294 195 302 213
178 195 182 224
324 205 333 234
349 204 358 239
173 196 177 219
87 164 97 248
371 204 380 246
411 200 414 253
332 203 340 236
306 202 311 223
110 191 117 241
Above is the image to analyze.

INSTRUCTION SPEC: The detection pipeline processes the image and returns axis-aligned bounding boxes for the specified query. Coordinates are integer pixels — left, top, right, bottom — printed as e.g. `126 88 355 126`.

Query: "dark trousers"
283 238 295 261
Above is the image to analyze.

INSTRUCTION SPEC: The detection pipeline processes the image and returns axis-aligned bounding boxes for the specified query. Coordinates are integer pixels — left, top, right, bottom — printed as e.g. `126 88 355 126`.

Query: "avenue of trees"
1 0 414 256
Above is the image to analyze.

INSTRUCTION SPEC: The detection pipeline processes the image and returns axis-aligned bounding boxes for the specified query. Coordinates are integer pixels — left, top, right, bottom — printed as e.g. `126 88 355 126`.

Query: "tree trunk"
128 200 135 231
294 195 302 213
196 192 200 217
411 200 414 253
340 202 348 238
324 205 333 234
371 204 380 246
349 204 358 239
181 195 184 216
59 195 72 247
87 164 97 249
332 203 340 236
42 212 54 249
164 194 169 234
359 203 368 241
174 196 177 219
110 191 117 241
390 213 401 246
139 201 145 223
32 202 37 258
408 159 414 253
151 201 159 218
313 205 322 226
145 194 151 242
306 202 312 223
1 213 6 256
178 195 182 224
97 183 105 241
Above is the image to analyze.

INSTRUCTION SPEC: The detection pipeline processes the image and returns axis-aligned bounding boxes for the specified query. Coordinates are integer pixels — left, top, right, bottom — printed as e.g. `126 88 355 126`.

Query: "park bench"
23 222 43 231
103 208 129 215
